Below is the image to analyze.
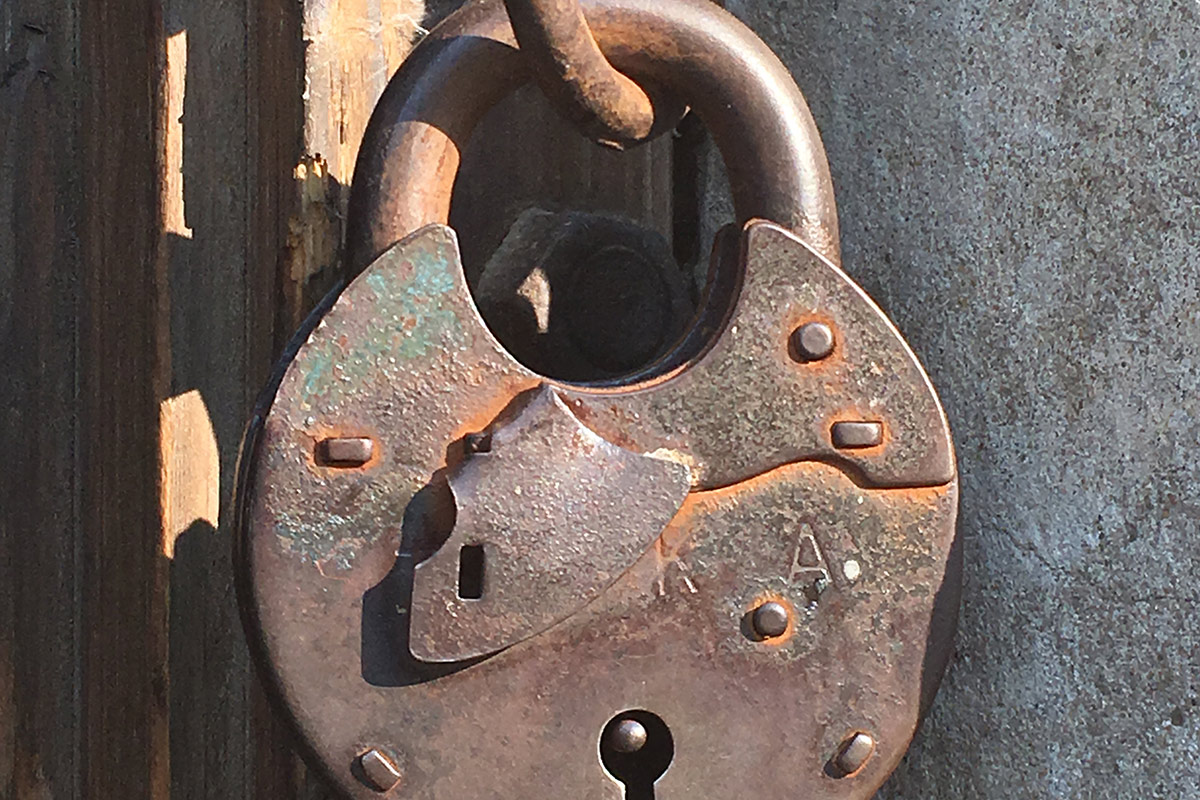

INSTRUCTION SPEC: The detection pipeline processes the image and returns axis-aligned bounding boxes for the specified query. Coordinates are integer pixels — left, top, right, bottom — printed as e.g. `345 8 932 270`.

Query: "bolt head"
607 718 649 753
752 601 790 639
790 321 835 362
465 431 493 454
358 748 402 792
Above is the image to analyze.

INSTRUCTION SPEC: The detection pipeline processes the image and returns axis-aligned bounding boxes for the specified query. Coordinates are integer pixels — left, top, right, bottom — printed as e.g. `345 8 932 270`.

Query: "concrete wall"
711 1 1200 796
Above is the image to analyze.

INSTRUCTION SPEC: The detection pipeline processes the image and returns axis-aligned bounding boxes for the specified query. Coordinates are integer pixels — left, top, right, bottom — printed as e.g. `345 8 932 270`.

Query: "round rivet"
751 601 790 639
790 321 835 362
842 559 862 582
606 718 649 753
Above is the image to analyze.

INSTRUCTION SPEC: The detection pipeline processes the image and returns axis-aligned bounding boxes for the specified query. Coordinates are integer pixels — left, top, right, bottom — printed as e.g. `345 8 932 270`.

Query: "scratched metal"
239 226 535 574
241 455 958 798
241 221 948 572
410 385 691 662
559 221 954 490
237 221 958 798
238 1 961 792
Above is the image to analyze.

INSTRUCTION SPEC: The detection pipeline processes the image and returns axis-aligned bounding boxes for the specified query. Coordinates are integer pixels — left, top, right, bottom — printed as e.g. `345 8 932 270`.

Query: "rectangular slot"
457 544 486 600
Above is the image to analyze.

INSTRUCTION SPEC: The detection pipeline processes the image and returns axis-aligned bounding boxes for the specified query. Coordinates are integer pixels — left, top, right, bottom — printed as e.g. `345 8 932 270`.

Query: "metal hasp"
235 1 959 798
410 386 690 662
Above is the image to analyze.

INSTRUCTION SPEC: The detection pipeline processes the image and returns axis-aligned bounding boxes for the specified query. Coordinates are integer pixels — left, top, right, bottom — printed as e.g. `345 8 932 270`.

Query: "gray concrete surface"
709 1 1200 796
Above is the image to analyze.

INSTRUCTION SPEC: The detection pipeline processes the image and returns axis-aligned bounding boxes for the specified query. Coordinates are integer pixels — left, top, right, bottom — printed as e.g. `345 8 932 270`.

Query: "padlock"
236 1 959 798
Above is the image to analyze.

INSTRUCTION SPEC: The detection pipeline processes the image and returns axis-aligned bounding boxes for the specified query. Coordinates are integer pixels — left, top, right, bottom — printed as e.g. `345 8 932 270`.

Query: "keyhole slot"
599 710 674 800
457 545 486 599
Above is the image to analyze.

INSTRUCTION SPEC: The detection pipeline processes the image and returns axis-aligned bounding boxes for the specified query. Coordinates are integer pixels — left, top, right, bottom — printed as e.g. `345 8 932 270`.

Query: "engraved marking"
790 523 832 604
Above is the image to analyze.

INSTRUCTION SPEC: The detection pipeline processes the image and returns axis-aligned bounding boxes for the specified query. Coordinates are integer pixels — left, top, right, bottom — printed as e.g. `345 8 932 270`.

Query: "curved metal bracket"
346 0 840 270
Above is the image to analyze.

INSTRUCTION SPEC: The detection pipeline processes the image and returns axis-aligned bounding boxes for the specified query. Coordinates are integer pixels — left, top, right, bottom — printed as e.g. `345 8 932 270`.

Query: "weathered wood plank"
286 0 426 324
158 0 317 796
246 1 313 797
0 15 83 799
77 0 170 794
160 1 426 797
159 0 262 795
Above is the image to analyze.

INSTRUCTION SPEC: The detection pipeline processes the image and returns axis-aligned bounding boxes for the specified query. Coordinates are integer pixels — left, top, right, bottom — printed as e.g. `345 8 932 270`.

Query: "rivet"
606 718 649 753
790 321 835 362
842 559 862 582
831 421 883 449
464 432 493 454
316 436 374 467
358 748 402 792
751 600 790 639
832 731 875 777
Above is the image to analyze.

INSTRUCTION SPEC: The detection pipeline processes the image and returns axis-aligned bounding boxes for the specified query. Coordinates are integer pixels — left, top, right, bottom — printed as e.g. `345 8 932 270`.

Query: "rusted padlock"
236 1 959 798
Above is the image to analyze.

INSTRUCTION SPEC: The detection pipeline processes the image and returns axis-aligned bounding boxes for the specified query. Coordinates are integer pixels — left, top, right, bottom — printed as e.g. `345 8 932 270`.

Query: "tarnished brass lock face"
236 1 959 798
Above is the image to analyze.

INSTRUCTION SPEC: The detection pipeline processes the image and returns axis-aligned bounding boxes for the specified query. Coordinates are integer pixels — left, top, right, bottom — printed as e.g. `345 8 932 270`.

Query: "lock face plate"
410 385 692 662
237 222 959 799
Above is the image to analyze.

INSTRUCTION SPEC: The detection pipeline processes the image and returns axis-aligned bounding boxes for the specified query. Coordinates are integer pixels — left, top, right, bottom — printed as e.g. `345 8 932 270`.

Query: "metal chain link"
501 0 677 148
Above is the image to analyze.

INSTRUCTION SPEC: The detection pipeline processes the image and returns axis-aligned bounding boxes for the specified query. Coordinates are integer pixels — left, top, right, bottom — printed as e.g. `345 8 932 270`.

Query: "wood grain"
1 16 82 800
160 0 311 795
286 0 426 324
247 2 312 796
77 0 171 792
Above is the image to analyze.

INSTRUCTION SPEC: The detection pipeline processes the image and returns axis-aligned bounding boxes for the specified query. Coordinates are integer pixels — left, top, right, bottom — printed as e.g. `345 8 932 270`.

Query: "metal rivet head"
358 748 402 792
831 421 883 449
464 432 493 454
751 601 790 639
316 436 374 466
607 718 649 753
790 321 835 362
832 732 876 777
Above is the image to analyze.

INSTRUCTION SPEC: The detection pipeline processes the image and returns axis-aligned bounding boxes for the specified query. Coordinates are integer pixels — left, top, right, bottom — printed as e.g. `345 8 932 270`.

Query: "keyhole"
457 544 485 599
599 710 674 800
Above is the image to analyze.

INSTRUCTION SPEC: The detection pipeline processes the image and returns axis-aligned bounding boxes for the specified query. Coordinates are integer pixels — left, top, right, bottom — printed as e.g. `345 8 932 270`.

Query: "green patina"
295 236 467 406
273 481 418 571
300 348 334 402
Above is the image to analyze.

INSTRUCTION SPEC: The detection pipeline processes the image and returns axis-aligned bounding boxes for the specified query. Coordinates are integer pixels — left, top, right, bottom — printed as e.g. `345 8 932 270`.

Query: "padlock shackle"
346 0 840 271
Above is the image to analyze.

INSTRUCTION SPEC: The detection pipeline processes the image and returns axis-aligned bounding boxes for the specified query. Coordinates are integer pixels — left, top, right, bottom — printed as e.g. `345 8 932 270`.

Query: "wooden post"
1 14 85 799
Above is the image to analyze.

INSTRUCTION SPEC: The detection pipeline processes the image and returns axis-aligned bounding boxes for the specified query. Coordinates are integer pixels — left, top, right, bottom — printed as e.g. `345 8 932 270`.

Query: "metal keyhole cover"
235 2 959 799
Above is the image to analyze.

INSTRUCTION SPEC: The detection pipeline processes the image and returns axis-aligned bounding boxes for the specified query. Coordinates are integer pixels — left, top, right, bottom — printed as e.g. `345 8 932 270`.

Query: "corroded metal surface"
410 386 690 662
345 0 841 270
241 449 958 798
237 221 958 798
558 221 955 490
240 220 949 570
502 0 683 148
